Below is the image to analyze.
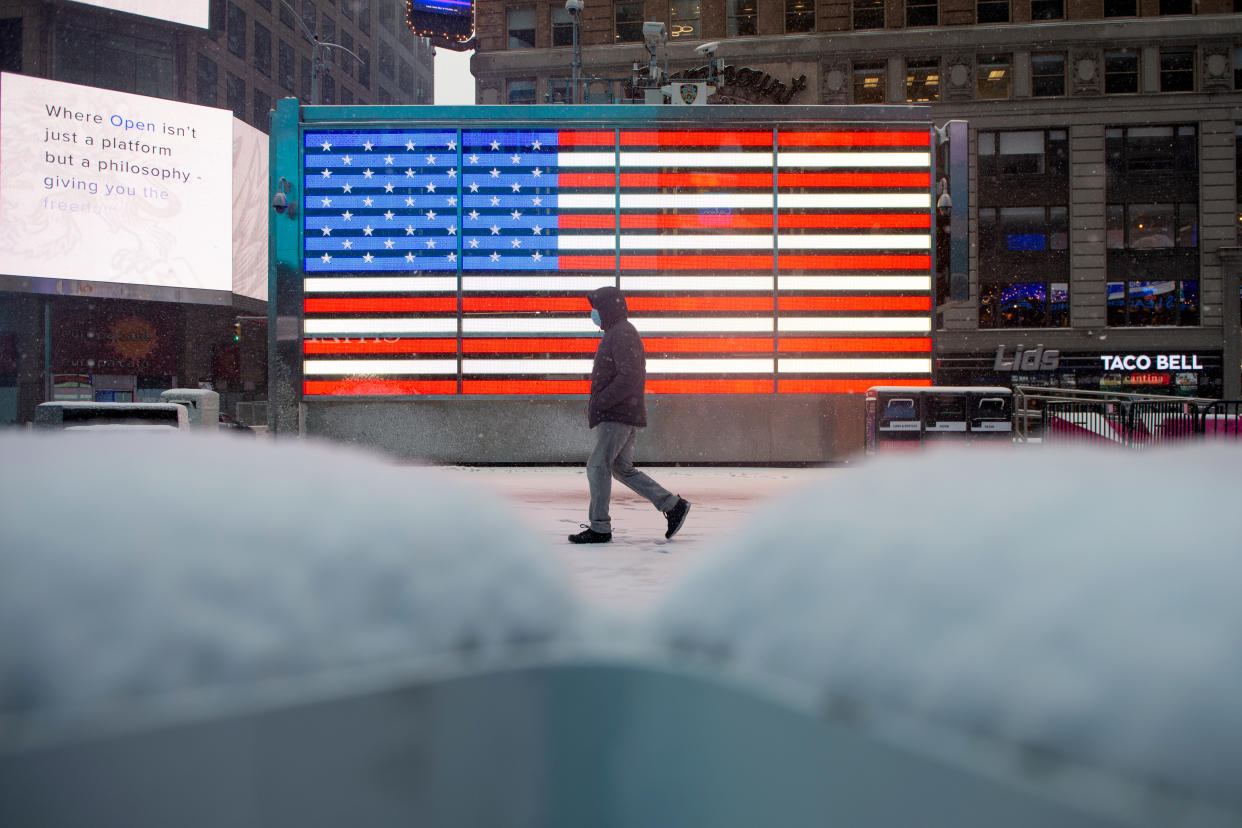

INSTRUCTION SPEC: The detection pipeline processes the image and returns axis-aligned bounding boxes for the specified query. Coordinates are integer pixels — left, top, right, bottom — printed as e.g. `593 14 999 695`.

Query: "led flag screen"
300 127 934 397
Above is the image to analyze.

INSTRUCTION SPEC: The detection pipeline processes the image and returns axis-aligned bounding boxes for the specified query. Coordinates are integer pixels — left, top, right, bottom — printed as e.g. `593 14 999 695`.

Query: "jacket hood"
587 287 628 329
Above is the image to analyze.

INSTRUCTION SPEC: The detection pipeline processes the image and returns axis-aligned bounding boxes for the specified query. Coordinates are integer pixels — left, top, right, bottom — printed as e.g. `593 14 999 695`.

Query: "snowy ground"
444 464 828 610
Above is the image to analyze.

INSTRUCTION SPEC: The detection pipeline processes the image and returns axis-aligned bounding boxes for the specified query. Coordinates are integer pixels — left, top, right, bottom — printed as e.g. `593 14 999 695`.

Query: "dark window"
1159 0 1192 12
359 0 371 34
1031 53 1065 96
854 61 886 103
342 0 353 19
379 40 394 78
977 0 1008 22
358 45 370 88
977 54 1012 99
300 55 312 100
196 54 218 106
278 40 296 91
0 18 22 73
905 58 939 101
1160 49 1194 92
1236 46 1242 90
1030 0 1063 18
786 0 815 32
54 20 173 97
256 0 270 8
322 72 335 104
378 86 391 104
1106 203 1197 249
254 21 271 77
279 1 297 28
979 282 1070 328
341 85 354 105
508 8 535 48
378 0 393 28
1236 125 1242 245
728 0 758 35
508 78 536 104
854 0 884 29
615 1 643 41
320 17 334 65
978 129 1066 176
340 30 354 76
253 88 271 130
1104 50 1139 94
1104 0 1135 14
978 206 1068 253
226 72 246 120
906 0 937 26
1106 125 1197 175
227 3 246 58
302 0 317 33
671 0 700 40
552 5 574 46
1107 281 1198 326
399 59 413 93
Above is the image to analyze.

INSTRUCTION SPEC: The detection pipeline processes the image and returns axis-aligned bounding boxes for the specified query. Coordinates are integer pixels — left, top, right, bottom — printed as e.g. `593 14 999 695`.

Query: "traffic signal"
233 322 242 342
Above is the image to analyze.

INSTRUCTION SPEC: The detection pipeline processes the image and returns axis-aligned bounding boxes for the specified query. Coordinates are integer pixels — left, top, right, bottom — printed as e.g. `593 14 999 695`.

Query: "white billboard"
64 0 209 29
0 72 234 293
232 118 269 303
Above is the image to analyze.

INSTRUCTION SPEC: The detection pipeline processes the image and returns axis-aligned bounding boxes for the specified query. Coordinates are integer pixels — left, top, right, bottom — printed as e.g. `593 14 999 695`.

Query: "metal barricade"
1128 400 1200 446
1198 400 1242 440
1041 401 1129 446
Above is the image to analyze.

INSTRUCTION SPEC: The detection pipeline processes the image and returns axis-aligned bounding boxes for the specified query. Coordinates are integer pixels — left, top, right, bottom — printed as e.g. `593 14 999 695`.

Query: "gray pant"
588 421 679 533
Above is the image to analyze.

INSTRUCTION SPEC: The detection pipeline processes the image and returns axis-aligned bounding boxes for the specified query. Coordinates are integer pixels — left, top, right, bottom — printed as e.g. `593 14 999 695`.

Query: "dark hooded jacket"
587 287 647 428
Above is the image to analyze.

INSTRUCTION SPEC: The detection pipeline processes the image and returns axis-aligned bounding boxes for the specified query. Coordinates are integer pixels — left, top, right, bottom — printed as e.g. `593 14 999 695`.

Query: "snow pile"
0 432 577 723
652 445 1242 814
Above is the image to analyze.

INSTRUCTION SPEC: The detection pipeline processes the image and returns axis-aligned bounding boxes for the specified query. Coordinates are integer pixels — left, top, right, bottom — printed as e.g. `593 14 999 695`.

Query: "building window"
196 54 218 106
226 72 245 120
1030 0 1063 19
359 0 371 34
671 0 701 40
508 8 535 49
358 45 370 88
278 40 295 91
399 59 414 93
301 0 317 32
300 55 312 100
254 21 271 77
552 5 574 46
1031 53 1065 96
379 40 395 78
978 129 1068 177
906 0 937 26
341 85 354 105
728 0 758 35
320 17 335 65
980 282 1069 328
340 30 354 76
342 0 353 19
977 0 1008 22
1107 281 1199 326
1103 0 1135 14
1160 49 1194 92
854 0 884 29
0 18 20 73
378 0 393 28
508 78 537 104
322 72 335 104
1106 203 1198 249
905 58 939 101
549 77 573 103
378 86 391 104
977 54 1012 99
786 0 815 32
978 206 1069 253
227 2 246 58
1106 125 1197 174
253 89 271 129
1236 124 1242 244
1104 50 1139 94
854 61 886 103
1159 0 1192 12
615 1 643 42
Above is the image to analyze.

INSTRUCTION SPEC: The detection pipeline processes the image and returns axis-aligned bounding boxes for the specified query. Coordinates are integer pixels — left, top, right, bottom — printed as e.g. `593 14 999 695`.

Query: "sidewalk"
445 465 834 611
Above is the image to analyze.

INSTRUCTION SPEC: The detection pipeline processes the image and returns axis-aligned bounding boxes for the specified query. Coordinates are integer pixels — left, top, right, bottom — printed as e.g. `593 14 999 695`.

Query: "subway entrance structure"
269 100 953 462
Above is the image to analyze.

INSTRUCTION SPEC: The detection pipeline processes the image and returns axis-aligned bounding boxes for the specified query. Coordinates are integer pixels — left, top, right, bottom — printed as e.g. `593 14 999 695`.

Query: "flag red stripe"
628 296 773 312
619 130 773 147
464 379 592 394
464 338 598 354
778 337 932 353
778 131 931 147
304 297 457 313
304 338 458 354
644 337 775 353
619 254 774 270
557 172 618 187
777 172 931 188
779 213 930 229
557 213 932 230
463 297 591 312
779 296 932 312
778 378 934 393
558 255 618 269
617 172 773 188
304 379 458 395
646 379 775 393
778 254 931 270
558 131 616 146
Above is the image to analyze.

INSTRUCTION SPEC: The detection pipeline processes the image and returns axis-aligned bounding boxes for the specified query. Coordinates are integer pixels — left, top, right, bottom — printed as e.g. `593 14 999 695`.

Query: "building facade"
0 0 436 423
472 0 1242 398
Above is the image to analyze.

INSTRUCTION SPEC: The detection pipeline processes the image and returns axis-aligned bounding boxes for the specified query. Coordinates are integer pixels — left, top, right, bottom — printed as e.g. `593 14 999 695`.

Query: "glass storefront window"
1128 203 1175 248
1107 281 1199 326
979 282 1069 328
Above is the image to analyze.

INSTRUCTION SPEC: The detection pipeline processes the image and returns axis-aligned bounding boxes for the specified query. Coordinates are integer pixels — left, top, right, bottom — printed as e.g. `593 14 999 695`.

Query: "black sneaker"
664 497 690 539
568 525 612 544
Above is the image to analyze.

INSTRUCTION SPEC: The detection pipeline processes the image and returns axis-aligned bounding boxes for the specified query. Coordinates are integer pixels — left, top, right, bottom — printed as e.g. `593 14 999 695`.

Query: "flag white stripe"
463 359 595 374
620 152 775 168
776 152 931 168
622 276 774 291
648 359 775 373
556 194 929 210
777 317 932 333
778 358 933 373
777 234 930 250
555 152 618 167
619 194 772 209
304 359 458 375
463 276 614 291
305 277 458 293
558 234 928 251
463 318 600 333
778 193 930 209
305 318 459 334
779 276 931 291
633 317 773 332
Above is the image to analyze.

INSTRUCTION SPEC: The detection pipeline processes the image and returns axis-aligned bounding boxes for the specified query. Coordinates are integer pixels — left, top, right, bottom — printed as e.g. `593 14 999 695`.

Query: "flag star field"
300 126 935 397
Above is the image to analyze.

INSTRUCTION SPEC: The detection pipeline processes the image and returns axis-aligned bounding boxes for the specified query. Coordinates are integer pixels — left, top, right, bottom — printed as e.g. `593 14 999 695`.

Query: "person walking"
568 286 690 544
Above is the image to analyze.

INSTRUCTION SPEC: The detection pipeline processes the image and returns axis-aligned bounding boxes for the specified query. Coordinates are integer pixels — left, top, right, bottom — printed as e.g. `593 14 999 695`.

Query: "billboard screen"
64 0 209 29
299 124 934 397
0 72 233 293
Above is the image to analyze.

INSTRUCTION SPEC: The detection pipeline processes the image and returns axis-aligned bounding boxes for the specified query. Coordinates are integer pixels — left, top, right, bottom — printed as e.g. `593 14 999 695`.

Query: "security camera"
695 41 719 57
565 0 583 12
642 21 666 43
272 191 288 214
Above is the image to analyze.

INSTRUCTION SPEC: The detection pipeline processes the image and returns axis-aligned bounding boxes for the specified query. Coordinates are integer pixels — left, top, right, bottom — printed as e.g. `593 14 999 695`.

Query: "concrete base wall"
303 395 865 464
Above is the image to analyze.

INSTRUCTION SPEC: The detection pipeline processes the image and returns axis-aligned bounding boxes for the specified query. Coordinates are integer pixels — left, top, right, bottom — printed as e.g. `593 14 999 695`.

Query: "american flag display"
300 125 934 397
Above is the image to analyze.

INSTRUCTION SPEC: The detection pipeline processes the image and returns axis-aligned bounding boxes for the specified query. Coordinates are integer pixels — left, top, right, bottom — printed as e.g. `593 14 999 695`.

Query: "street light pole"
280 0 364 105
566 0 583 104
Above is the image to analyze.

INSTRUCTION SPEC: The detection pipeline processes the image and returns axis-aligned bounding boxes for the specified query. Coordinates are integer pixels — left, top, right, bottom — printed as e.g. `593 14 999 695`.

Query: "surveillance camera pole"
566 0 583 104
280 0 364 105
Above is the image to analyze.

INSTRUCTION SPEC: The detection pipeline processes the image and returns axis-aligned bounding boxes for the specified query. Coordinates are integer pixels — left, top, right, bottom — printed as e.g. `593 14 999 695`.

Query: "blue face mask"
590 308 602 328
